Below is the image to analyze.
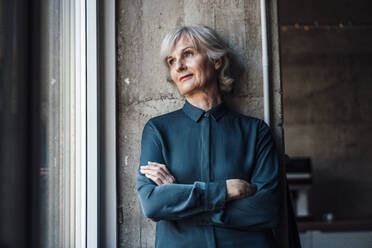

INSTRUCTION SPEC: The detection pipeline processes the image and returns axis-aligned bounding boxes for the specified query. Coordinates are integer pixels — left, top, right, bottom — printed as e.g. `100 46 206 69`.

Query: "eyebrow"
181 46 193 51
166 46 194 60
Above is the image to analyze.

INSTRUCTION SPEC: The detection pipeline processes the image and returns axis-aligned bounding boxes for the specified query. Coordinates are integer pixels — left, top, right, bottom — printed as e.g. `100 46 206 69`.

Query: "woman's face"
166 37 220 97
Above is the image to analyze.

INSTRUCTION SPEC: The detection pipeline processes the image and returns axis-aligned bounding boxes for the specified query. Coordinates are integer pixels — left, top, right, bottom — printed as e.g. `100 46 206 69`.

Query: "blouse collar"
182 99 227 122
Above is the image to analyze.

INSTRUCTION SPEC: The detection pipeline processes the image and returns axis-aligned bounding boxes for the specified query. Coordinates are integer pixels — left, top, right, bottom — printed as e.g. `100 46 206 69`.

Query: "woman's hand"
225 179 257 201
140 161 177 186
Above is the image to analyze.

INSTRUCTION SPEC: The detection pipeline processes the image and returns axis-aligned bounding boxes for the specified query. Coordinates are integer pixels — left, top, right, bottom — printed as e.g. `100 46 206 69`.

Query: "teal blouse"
137 99 280 248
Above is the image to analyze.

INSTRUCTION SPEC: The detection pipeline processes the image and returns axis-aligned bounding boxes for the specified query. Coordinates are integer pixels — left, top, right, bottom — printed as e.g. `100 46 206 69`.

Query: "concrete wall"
117 1 283 247
281 27 372 219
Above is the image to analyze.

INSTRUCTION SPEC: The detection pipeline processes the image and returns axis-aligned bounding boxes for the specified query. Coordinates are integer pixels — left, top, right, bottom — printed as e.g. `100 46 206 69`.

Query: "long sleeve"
181 120 281 230
136 121 227 222
215 120 280 229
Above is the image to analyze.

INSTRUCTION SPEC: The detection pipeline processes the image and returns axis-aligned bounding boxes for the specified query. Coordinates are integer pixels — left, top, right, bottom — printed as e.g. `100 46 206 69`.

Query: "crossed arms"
136 120 281 230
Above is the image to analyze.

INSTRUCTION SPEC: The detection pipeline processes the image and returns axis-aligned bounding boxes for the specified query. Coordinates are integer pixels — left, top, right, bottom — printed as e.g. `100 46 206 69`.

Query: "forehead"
168 36 198 56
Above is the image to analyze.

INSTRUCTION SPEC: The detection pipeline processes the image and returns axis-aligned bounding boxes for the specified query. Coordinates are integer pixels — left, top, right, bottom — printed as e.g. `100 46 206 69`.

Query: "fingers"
148 162 176 183
141 165 168 182
148 161 172 175
141 167 168 185
148 162 171 179
141 168 176 185
144 173 164 186
140 162 176 185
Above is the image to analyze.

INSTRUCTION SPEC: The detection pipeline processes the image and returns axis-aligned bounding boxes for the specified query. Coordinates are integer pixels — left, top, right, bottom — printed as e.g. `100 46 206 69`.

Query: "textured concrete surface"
281 27 372 219
117 1 283 247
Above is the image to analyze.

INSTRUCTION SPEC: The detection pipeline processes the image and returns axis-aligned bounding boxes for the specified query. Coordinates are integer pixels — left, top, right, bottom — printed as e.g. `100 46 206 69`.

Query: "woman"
137 25 280 248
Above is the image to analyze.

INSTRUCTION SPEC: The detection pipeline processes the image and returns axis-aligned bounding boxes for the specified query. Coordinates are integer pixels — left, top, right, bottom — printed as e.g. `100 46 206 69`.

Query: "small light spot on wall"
125 155 129 166
125 78 130 85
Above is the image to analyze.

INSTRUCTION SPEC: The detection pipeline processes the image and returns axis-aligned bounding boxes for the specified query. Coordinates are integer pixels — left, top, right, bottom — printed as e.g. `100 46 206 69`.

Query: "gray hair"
160 25 234 95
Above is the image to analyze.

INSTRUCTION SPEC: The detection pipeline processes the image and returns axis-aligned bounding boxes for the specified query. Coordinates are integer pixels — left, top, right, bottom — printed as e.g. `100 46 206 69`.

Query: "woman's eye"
168 59 175 65
184 51 193 57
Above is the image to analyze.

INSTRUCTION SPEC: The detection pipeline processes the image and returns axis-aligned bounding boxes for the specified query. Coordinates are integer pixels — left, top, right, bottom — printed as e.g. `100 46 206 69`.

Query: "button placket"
200 112 218 247
201 113 211 183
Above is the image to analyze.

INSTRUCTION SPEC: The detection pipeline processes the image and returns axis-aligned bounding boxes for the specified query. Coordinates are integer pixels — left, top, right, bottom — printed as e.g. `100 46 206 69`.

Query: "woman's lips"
179 74 193 81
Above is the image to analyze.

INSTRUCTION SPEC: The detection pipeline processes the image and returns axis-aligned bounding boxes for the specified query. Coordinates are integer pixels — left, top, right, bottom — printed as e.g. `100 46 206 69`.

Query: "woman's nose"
176 59 186 72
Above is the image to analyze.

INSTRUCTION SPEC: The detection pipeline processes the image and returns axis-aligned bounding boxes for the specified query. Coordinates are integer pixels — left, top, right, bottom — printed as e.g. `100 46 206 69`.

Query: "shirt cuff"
205 180 227 211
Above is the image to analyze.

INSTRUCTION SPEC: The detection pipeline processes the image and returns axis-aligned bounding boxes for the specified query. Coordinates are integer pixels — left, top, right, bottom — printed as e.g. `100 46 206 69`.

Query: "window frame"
86 0 117 247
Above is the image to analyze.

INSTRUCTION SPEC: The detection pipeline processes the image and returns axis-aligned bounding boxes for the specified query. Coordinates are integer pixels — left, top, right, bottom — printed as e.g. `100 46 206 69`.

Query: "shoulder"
226 108 266 129
144 109 184 130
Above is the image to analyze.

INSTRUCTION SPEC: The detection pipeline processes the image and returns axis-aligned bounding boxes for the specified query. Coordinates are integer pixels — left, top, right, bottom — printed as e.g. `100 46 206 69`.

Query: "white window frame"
85 0 117 247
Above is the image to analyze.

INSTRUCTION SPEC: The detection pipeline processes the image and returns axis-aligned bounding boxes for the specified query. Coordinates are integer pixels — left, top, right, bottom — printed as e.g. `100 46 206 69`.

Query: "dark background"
280 0 372 220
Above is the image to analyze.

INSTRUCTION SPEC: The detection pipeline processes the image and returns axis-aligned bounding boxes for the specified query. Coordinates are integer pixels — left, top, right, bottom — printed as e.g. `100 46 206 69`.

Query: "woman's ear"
214 57 223 70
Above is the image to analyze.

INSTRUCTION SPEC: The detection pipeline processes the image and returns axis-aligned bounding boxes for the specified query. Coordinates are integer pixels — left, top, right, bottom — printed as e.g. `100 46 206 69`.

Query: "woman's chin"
179 87 198 97
177 84 195 96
